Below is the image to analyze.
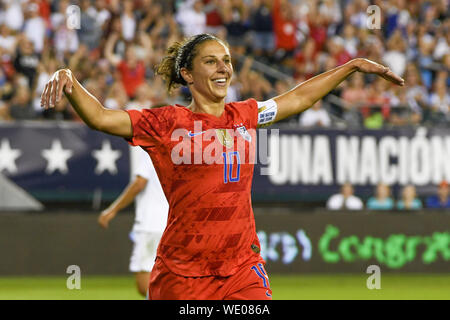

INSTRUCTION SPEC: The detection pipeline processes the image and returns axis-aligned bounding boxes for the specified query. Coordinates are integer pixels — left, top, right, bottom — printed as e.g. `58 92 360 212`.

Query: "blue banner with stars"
2 122 450 206
0 122 130 203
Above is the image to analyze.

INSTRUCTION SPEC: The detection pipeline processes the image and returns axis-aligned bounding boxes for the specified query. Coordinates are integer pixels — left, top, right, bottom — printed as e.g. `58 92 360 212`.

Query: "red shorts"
148 258 272 300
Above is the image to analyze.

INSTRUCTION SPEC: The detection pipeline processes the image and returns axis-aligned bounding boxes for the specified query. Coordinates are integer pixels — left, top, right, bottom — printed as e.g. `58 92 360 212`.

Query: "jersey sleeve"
125 107 173 148
244 98 260 129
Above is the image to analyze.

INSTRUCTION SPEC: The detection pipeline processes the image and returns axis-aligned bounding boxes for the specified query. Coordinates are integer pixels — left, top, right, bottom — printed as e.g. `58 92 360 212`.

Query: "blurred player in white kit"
98 146 168 297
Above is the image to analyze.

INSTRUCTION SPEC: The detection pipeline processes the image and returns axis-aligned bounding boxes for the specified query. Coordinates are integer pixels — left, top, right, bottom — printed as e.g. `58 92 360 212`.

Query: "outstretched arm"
40 69 132 138
98 176 148 229
272 58 404 122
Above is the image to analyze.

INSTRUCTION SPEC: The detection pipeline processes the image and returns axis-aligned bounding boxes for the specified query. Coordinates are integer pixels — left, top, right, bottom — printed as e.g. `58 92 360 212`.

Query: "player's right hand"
98 209 117 229
40 69 74 109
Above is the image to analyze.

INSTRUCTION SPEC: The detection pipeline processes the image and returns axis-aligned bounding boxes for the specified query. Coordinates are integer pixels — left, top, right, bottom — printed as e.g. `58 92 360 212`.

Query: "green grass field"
0 274 449 300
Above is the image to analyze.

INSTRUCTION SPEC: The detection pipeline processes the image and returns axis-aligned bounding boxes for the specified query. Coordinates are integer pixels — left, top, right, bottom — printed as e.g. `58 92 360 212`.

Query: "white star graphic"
0 139 22 174
92 140 122 175
41 139 73 174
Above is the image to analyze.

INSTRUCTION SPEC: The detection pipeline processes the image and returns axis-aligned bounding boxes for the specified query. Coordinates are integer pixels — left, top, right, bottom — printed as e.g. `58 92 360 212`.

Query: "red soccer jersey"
126 99 262 277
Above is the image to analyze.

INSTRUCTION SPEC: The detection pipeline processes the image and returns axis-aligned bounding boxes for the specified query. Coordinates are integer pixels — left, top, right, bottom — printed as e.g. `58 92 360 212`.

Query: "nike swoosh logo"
187 131 206 137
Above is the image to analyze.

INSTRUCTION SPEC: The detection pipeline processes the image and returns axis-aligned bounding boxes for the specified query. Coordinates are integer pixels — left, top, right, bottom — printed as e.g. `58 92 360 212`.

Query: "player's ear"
180 68 194 85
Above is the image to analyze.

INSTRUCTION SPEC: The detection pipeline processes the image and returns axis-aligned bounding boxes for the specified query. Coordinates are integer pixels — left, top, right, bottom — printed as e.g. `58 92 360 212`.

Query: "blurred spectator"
428 78 450 125
299 100 331 128
364 108 384 129
2 0 24 32
404 21 418 61
84 78 106 105
433 27 449 62
442 55 450 87
249 0 274 58
238 57 272 101
293 39 318 81
13 36 39 89
41 99 74 121
307 2 328 56
138 1 166 40
382 31 407 78
396 185 423 210
363 79 391 129
0 67 14 102
221 0 249 55
176 0 207 38
51 0 79 60
23 2 46 54
0 24 17 57
272 0 297 64
342 24 358 58
384 0 410 38
104 31 152 99
327 36 352 67
404 64 428 122
49 0 67 28
8 83 36 120
341 74 366 107
121 0 137 42
33 58 58 115
203 0 224 35
240 70 272 101
388 86 422 127
319 0 342 34
77 0 102 51
366 183 394 210
341 73 367 127
426 181 450 209
326 183 364 210
346 0 369 30
417 33 436 90
94 0 112 32
68 44 92 81
104 79 129 110
126 82 154 110
0 101 9 121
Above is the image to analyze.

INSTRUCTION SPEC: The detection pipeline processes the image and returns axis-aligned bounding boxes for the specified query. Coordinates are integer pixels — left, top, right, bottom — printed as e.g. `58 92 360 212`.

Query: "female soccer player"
40 33 404 300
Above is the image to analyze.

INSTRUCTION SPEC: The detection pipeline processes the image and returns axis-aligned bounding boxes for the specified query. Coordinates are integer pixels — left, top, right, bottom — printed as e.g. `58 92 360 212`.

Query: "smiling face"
180 40 233 103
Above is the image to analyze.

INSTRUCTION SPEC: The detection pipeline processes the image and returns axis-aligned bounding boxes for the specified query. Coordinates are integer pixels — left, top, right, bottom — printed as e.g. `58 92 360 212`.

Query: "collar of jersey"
175 104 228 125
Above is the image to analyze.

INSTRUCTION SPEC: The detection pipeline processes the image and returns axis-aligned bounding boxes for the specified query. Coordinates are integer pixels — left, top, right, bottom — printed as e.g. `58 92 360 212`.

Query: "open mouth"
212 78 228 86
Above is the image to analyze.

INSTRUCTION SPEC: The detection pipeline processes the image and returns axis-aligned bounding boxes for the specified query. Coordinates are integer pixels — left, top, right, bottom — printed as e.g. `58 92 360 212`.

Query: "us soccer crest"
236 126 252 142
215 129 233 148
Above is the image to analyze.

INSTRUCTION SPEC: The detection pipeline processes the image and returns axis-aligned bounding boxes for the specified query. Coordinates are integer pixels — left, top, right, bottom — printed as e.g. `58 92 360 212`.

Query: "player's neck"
188 96 225 118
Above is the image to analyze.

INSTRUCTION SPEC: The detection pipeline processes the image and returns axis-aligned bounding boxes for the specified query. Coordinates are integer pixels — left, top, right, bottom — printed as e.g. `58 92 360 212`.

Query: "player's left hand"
351 58 405 86
98 209 117 229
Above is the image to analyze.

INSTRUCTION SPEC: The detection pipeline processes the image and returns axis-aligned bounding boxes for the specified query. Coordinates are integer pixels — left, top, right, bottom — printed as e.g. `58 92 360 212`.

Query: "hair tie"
175 34 218 83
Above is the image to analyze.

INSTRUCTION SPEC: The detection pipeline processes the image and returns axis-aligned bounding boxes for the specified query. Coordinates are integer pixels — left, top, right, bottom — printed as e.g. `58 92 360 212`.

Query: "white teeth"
213 79 226 83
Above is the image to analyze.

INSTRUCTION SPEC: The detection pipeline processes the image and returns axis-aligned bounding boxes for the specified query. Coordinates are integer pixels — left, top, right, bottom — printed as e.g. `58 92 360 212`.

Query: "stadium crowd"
327 180 450 210
0 0 448 129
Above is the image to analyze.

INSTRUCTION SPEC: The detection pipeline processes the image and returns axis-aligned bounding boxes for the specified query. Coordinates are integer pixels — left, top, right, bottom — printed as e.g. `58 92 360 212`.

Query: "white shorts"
129 231 163 273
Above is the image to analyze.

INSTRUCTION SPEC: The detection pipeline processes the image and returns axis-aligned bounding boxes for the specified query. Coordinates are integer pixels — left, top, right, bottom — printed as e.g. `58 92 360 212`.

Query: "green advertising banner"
255 210 450 273
1 211 448 275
